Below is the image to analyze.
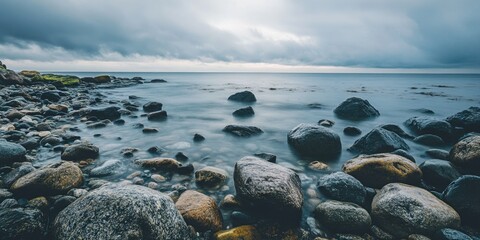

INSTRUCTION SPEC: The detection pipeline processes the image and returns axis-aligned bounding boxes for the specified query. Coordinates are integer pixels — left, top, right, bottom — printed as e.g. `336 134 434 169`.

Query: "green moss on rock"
19 70 40 78
32 74 80 86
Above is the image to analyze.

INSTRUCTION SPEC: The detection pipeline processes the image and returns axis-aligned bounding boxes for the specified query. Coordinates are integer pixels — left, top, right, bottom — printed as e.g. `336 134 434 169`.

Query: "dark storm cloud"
0 0 479 68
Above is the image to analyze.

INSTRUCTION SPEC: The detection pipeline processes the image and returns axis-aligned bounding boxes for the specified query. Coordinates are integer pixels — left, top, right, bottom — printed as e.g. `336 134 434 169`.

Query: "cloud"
0 0 479 70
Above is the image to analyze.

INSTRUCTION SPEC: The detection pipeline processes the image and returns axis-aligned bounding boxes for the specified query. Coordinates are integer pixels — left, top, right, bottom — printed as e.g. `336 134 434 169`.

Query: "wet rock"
380 124 414 139
113 119 125 125
343 126 362 136
142 127 158 133
287 123 341 160
214 225 259 240
448 136 480 171
0 189 13 202
220 194 241 209
86 106 121 120
425 149 449 160
0 208 46 240
253 153 276 163
6 110 24 120
342 153 422 188
419 160 461 190
234 156 303 221
413 134 445 146
10 161 83 198
308 161 329 170
147 110 167 121
175 190 223 232
27 196 48 211
151 79 167 83
391 149 416 162
231 211 256 227
446 106 480 132
48 104 68 113
233 106 255 117
40 91 61 102
0 140 27 166
40 135 62 146
61 142 99 161
90 159 122 177
314 200 371 233
318 119 335 127
228 91 257 102
334 97 380 120
434 228 473 240
143 101 163 112
317 172 366 206
0 67 25 85
93 75 111 83
53 184 191 239
135 157 181 171
0 198 19 208
405 117 452 140
52 195 77 214
193 133 205 142
195 166 228 187
372 183 460 238
177 163 194 175
174 152 188 161
348 128 409 154
2 164 35 187
223 125 263 137
442 175 480 227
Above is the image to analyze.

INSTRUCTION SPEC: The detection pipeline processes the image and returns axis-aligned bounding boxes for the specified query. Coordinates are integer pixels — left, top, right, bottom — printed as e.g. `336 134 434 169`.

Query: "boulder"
86 106 121 120
419 160 461 190
234 156 303 221
425 149 449 160
175 190 223 232
93 75 111 83
232 106 255 117
147 110 167 121
40 91 61 102
223 125 263 137
195 166 228 187
134 158 181 171
317 172 366 206
193 133 205 142
405 117 452 140
380 124 414 139
143 102 163 113
342 153 422 188
413 134 445 146
446 106 480 132
314 200 371 233
10 161 83 197
53 184 191 239
61 142 99 161
0 68 25 85
372 183 460 238
0 208 46 240
0 140 27 166
348 128 409 154
442 175 480 227
334 97 380 120
287 123 341 160
228 91 256 102
448 136 480 171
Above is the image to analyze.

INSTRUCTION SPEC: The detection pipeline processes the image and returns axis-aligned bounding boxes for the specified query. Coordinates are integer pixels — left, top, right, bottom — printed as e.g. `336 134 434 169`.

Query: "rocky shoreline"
1 61 480 239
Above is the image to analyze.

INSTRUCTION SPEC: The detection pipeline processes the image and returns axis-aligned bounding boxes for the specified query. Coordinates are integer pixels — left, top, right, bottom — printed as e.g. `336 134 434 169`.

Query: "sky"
1 0 480 73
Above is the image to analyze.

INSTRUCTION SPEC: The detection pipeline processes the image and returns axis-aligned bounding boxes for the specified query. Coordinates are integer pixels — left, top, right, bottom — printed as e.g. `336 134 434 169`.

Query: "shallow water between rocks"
35 72 480 228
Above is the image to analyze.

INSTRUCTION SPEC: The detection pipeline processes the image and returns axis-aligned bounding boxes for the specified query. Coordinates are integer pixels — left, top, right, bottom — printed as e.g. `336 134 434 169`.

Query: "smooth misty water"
39 72 480 227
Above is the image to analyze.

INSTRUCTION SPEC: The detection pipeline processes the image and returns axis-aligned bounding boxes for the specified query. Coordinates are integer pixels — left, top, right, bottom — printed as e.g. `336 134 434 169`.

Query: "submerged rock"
287 123 341 160
317 172 366 206
175 190 223 232
379 124 414 139
193 133 205 142
448 136 480 171
405 117 452 140
86 106 121 120
343 126 362 136
372 183 460 238
0 140 27 166
334 97 380 120
143 101 163 112
135 157 181 171
413 134 445 146
90 159 122 177
61 142 99 161
419 160 461 190
445 106 480 132
0 208 46 240
195 166 228 188
314 200 371 233
342 153 422 188
232 106 255 117
234 156 303 222
348 128 409 154
223 125 263 137
228 91 257 102
147 110 167 121
53 184 191 240
442 175 480 227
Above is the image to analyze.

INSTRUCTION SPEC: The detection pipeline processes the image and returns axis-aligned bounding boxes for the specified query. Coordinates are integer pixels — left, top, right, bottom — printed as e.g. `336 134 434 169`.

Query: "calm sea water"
41 72 480 226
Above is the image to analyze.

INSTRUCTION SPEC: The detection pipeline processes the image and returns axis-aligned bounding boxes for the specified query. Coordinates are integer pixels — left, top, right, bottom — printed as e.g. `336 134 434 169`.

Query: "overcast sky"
1 0 479 72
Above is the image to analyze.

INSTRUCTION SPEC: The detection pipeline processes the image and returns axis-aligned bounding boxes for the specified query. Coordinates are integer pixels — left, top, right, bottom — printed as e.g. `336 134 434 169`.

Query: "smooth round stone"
314 200 371 233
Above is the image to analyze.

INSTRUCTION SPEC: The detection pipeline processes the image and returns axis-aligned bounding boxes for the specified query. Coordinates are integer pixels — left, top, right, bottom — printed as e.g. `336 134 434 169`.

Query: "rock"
446 106 480 132
348 128 409 154
142 128 159 134
175 190 223 232
93 75 111 83
334 97 380 120
449 136 480 171
86 106 121 120
425 149 449 160
308 161 329 170
40 135 62 146
2 164 35 187
318 119 335 127
391 149 416 162
0 189 13 202
90 159 122 177
10 161 83 197
135 158 181 171
372 183 460 238
342 153 422 188
0 140 27 166
344 126 362 136
151 79 167 83
231 211 256 227
434 228 473 240
177 163 194 175
0 208 46 239
53 184 191 239
253 153 276 163
195 166 228 187
6 110 25 120
233 106 255 117
132 76 144 80
33 74 79 86
287 123 341 160
405 117 452 140
228 91 257 102
214 225 259 240
147 110 167 121
193 133 205 142
174 152 188 161
61 142 99 161
0 198 19 208
413 134 445 146
380 124 414 139
143 102 163 112
314 200 371 233
40 91 61 102
442 175 480 227
223 125 263 137
234 156 303 221
420 160 461 190
317 172 366 206
0 68 25 85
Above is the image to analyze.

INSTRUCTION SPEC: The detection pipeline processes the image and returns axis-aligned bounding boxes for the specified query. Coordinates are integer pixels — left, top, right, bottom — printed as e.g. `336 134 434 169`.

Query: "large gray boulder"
287 123 341 160
314 200 371 233
0 208 46 240
228 91 256 102
405 117 453 140
446 106 480 132
234 156 303 222
442 175 480 228
348 128 409 154
449 136 480 171
0 66 25 85
334 97 380 120
317 172 366 206
372 183 460 238
0 140 27 166
53 184 191 240
419 159 461 191
61 142 99 161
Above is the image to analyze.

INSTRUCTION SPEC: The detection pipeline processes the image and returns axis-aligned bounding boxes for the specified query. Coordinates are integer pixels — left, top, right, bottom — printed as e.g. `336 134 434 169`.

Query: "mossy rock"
214 225 259 240
32 74 80 86
19 70 40 78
